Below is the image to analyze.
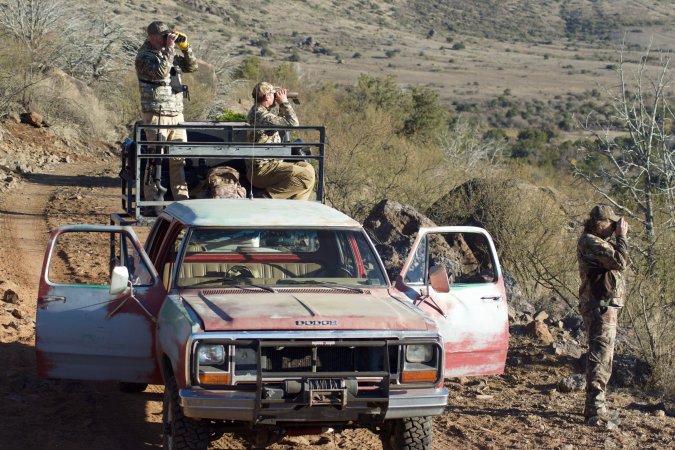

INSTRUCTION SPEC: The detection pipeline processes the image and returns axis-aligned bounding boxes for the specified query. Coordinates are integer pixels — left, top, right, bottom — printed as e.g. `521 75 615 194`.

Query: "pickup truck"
36 199 508 449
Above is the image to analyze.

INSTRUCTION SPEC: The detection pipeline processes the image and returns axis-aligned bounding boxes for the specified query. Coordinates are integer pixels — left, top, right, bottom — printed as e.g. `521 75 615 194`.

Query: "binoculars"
276 89 300 104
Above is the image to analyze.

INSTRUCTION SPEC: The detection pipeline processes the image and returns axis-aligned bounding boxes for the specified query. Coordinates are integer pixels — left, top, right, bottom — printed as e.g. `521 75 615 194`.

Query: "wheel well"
160 354 173 383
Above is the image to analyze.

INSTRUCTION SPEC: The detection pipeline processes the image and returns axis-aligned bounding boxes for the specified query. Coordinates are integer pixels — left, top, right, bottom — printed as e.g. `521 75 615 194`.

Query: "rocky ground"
0 121 673 449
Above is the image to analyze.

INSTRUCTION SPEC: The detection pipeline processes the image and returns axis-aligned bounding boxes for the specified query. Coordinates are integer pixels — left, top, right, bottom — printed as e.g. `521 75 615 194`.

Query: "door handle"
39 296 66 308
481 296 501 301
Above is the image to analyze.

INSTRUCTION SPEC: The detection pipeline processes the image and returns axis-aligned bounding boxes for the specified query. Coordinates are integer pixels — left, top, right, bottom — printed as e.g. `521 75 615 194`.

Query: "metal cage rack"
116 121 326 224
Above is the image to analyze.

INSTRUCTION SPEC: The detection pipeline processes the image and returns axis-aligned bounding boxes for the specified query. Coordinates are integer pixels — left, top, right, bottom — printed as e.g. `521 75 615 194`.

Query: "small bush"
287 50 301 62
216 109 247 121
451 42 465 50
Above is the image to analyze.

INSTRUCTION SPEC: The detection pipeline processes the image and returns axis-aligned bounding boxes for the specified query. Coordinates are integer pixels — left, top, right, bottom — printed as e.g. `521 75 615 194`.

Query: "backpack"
207 166 246 199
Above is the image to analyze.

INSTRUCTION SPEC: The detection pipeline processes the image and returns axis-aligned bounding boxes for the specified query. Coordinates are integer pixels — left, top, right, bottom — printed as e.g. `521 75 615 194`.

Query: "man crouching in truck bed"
247 82 315 200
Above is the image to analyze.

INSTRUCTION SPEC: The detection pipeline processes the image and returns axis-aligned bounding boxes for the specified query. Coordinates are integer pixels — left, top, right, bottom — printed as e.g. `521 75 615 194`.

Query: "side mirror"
110 266 130 295
429 265 450 293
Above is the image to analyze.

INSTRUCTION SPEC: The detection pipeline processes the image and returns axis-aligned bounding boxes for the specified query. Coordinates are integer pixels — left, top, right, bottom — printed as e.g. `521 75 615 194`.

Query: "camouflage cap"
147 21 170 36
251 82 276 100
591 205 620 222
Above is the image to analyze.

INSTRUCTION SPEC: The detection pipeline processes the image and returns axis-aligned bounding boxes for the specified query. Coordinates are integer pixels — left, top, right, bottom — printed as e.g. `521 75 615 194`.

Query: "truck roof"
164 199 361 228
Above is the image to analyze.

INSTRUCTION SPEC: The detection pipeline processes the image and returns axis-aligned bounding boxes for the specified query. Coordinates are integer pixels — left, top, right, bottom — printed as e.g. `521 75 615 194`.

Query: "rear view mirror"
429 265 450 293
110 266 130 295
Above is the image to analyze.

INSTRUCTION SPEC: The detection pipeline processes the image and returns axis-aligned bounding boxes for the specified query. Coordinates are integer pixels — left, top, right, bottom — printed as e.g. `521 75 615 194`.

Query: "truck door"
396 226 509 378
36 225 165 384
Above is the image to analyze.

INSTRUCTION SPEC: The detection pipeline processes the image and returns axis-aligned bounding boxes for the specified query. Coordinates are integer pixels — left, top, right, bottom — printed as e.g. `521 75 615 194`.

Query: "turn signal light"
199 371 231 385
401 370 437 383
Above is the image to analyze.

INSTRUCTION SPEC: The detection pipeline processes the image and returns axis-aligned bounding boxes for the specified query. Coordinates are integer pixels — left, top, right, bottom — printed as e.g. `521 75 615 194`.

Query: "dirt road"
0 135 672 449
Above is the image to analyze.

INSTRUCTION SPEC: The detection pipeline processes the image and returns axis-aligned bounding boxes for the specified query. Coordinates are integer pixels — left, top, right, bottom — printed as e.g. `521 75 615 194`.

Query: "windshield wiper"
276 279 364 293
181 277 275 292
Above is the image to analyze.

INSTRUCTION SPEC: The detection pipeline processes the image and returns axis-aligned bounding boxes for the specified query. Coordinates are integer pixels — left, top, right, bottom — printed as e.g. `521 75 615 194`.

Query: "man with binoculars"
577 205 629 426
246 82 315 200
135 20 198 204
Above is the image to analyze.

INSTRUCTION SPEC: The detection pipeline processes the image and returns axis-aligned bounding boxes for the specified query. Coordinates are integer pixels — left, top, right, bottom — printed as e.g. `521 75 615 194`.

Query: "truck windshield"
175 228 388 289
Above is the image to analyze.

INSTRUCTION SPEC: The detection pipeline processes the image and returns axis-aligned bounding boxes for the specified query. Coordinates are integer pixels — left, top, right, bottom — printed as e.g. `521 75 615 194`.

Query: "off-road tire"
163 374 211 450
118 382 148 393
381 416 432 450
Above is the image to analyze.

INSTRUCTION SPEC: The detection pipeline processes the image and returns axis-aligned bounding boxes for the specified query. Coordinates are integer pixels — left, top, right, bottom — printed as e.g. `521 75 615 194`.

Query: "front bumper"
180 386 448 423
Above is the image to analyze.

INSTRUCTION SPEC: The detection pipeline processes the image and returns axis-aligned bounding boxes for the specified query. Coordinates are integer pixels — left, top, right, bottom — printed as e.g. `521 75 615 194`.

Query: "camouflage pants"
247 160 315 200
142 112 189 201
582 305 619 415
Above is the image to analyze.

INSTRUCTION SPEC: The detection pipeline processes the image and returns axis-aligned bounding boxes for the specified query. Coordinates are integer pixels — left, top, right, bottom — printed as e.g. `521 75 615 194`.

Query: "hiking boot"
585 407 620 426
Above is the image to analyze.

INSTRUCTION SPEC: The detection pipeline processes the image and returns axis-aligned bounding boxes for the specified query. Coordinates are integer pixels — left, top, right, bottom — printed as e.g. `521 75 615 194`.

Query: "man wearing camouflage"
136 21 198 202
577 205 629 425
247 82 315 200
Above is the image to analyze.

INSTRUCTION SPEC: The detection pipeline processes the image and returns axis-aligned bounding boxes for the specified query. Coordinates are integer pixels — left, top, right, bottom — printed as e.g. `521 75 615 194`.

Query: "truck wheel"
163 374 210 450
381 416 432 450
118 382 148 393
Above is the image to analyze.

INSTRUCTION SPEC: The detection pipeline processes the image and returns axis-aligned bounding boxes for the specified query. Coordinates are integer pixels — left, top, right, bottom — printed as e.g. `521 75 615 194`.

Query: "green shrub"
216 109 247 121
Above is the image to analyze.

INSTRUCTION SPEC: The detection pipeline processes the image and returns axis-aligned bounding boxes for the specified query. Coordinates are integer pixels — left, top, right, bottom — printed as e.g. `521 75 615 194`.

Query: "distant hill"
86 0 674 106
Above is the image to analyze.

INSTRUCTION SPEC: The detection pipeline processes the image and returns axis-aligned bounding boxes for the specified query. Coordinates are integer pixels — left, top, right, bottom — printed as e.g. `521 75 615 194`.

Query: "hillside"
84 0 674 106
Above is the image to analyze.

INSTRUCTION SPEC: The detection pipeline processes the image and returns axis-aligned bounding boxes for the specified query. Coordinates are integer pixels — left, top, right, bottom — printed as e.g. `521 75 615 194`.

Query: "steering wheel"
225 265 254 279
334 266 354 278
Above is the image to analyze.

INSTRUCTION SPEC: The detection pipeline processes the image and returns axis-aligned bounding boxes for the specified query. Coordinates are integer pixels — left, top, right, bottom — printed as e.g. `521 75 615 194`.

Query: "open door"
36 225 165 384
396 226 509 378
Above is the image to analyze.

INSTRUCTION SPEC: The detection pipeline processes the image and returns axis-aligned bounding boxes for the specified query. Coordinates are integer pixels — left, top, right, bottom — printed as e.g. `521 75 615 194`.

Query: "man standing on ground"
577 205 629 425
247 82 315 200
136 20 198 203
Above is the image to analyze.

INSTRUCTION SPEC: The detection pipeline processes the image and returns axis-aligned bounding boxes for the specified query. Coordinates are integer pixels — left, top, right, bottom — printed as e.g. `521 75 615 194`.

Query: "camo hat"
590 204 620 222
147 21 170 36
251 82 276 101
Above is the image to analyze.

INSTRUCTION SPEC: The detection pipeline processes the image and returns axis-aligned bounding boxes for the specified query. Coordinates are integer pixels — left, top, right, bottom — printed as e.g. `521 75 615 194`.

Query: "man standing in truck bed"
247 82 315 200
136 20 198 202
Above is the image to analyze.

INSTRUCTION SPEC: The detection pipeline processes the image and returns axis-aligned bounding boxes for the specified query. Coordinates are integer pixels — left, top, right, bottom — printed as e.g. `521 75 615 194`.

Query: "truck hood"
180 289 432 332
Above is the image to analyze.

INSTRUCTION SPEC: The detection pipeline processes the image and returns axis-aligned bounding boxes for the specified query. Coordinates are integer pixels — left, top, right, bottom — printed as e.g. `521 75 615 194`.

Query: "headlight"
405 344 433 363
197 344 225 365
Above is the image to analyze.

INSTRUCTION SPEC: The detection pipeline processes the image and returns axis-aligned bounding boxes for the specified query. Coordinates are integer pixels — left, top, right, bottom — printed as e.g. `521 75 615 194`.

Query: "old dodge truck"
35 123 508 450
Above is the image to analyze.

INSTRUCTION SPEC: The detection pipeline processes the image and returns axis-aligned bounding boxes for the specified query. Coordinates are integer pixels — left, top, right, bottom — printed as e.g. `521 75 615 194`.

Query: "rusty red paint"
181 289 432 332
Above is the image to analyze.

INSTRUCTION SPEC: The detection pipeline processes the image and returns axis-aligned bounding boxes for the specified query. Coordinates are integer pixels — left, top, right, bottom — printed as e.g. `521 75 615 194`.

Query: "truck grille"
259 345 386 373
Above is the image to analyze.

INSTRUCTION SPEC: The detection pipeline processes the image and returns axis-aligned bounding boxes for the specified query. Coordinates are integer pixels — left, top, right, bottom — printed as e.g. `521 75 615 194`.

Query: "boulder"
563 314 584 331
610 353 651 387
534 310 549 321
20 112 44 128
526 320 554 345
557 374 585 393
362 199 478 282
552 341 584 359
7 111 21 123
0 281 20 304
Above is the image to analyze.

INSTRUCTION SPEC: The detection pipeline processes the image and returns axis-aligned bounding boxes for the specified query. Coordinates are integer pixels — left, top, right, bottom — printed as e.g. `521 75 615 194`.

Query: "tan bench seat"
178 261 323 281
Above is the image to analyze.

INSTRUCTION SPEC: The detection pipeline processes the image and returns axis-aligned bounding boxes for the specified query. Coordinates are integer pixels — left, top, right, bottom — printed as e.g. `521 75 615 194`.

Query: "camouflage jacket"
135 40 198 114
247 102 299 144
577 233 628 311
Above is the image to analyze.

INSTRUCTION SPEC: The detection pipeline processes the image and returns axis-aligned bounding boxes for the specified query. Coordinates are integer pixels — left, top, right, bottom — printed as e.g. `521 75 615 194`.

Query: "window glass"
49 231 152 287
404 232 496 285
176 228 387 288
405 235 427 284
